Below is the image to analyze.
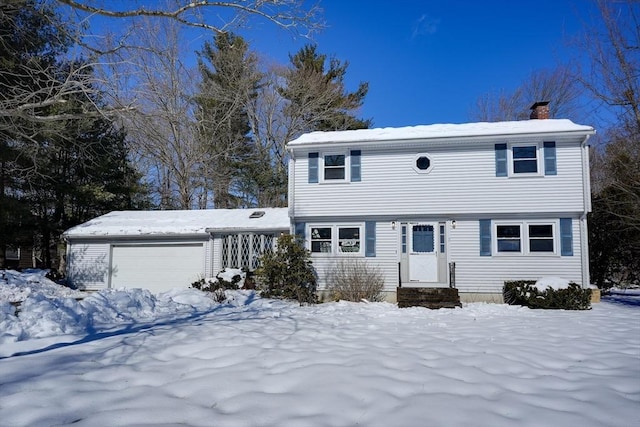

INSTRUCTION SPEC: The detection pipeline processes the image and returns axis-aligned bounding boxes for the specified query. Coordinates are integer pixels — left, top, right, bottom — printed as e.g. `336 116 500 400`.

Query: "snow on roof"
288 119 595 147
64 208 290 238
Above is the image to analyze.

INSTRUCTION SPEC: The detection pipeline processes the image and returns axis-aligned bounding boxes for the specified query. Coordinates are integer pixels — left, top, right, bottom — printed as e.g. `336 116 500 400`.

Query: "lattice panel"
240 234 251 269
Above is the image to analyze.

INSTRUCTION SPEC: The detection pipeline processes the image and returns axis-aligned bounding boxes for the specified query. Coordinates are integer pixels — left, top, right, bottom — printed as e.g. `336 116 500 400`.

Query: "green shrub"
191 272 240 303
256 234 317 304
503 280 592 310
326 259 385 302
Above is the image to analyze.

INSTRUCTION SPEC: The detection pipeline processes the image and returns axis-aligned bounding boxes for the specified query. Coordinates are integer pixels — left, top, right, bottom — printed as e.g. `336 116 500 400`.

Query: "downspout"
288 148 296 234
580 134 592 288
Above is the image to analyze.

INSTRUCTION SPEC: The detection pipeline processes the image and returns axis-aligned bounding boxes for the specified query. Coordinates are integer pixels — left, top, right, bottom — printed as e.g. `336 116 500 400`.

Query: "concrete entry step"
397 287 462 309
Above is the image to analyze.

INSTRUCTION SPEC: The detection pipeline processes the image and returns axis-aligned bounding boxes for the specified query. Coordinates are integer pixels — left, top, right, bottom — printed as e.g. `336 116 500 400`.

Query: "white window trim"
320 151 349 183
508 142 543 177
308 223 364 256
493 220 558 256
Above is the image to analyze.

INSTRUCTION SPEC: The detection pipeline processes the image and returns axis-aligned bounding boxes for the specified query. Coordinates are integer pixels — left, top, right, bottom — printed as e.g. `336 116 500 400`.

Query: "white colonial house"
287 107 594 302
65 104 595 302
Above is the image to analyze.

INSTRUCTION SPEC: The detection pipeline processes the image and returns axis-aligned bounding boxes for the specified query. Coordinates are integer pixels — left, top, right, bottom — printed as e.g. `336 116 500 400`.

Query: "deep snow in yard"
1 270 639 427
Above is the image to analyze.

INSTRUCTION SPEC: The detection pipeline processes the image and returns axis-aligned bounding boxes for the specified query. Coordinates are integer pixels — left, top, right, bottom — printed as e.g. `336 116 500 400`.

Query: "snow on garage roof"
287 119 595 147
64 208 290 238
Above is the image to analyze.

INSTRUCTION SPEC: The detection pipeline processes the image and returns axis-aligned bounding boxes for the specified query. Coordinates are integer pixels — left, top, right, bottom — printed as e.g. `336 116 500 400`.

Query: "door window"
412 225 435 253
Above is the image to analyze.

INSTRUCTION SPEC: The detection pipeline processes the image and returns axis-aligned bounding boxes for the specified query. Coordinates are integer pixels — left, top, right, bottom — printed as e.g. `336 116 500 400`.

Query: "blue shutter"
295 222 306 240
365 221 376 257
350 150 361 182
544 142 557 175
308 152 319 183
560 218 573 256
495 144 507 177
479 219 492 256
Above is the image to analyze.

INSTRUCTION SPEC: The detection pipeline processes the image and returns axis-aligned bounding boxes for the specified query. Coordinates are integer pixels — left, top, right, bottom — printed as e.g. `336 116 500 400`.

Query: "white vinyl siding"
311 222 398 292
67 242 110 290
293 139 586 217
449 218 583 293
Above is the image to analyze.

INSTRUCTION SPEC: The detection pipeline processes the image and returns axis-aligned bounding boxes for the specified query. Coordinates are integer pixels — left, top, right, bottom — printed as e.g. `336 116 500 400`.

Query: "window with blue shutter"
495 144 507 177
544 142 557 175
308 153 318 183
560 218 573 256
350 150 361 182
295 222 306 240
365 221 376 257
479 219 492 256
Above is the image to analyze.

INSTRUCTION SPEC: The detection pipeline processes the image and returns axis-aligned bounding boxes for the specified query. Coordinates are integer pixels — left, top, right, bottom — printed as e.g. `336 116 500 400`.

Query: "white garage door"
110 243 204 293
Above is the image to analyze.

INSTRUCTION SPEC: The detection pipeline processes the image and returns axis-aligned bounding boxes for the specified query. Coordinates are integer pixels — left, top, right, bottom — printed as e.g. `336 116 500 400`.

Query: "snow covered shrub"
190 272 241 303
326 259 385 302
256 234 317 304
503 280 592 310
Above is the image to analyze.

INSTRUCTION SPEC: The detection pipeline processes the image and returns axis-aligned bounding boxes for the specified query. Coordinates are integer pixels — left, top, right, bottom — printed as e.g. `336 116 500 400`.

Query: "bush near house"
503 280 592 310
326 259 385 302
191 272 242 303
256 234 317 304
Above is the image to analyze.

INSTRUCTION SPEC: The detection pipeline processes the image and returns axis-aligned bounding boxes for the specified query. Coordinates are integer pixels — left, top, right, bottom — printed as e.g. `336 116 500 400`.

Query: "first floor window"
309 224 364 255
311 227 332 253
529 224 554 252
338 227 360 253
494 221 556 255
497 225 522 252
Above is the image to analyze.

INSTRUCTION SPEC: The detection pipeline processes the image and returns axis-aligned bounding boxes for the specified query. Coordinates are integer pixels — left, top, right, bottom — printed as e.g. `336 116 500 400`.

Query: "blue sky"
238 0 599 128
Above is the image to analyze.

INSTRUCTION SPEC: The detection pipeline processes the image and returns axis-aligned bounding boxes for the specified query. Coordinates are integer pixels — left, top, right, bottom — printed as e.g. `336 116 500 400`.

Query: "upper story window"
323 154 346 180
413 153 434 174
512 144 539 174
308 150 361 183
495 142 556 177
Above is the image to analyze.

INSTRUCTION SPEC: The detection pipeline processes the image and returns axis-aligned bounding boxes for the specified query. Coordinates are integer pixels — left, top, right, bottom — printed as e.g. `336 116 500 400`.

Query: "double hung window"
311 227 332 253
512 145 539 174
495 222 556 255
309 224 363 255
323 154 346 180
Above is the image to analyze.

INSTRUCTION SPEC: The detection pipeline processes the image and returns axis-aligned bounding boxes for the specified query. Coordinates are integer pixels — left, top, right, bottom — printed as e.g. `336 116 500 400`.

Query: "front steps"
397 287 462 309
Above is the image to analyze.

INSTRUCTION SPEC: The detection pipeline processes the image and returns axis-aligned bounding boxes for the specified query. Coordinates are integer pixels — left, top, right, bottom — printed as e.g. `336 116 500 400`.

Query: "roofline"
287 128 596 150
64 232 210 240
205 226 289 233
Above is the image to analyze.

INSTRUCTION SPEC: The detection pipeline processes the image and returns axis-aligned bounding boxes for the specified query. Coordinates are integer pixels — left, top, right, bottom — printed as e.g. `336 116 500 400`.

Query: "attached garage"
64 208 289 293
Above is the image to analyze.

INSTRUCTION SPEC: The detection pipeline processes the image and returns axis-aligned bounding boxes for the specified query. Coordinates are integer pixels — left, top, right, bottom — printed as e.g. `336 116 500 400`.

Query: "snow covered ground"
1 271 639 427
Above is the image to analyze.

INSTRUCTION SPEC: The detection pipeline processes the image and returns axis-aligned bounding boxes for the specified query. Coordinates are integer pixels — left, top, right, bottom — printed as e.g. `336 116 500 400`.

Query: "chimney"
530 101 550 120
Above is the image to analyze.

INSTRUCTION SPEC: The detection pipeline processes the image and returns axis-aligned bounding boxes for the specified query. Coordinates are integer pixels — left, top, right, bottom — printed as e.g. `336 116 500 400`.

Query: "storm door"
408 223 438 282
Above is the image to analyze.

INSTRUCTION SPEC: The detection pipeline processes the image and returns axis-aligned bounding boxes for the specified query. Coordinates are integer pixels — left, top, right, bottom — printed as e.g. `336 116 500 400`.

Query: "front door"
409 223 438 282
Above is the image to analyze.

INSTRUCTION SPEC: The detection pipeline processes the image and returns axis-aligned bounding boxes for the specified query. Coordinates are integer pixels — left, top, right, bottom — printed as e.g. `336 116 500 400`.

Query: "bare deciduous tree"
472 65 583 122
577 0 639 133
108 18 203 209
3 0 323 137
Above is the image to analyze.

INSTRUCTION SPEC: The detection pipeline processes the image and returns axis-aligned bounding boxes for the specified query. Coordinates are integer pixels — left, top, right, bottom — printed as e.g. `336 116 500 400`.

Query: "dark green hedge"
503 280 591 310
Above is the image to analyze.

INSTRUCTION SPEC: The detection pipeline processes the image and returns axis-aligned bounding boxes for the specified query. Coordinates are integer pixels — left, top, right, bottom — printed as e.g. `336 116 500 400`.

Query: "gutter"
580 133 593 288
287 129 596 150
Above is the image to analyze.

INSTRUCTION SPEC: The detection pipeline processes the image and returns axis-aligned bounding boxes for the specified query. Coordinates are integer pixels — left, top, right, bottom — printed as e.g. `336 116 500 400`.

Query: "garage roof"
64 208 290 238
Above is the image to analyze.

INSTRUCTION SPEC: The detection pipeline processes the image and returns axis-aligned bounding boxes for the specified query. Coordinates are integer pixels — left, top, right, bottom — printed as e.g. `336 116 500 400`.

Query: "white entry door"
409 223 438 282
